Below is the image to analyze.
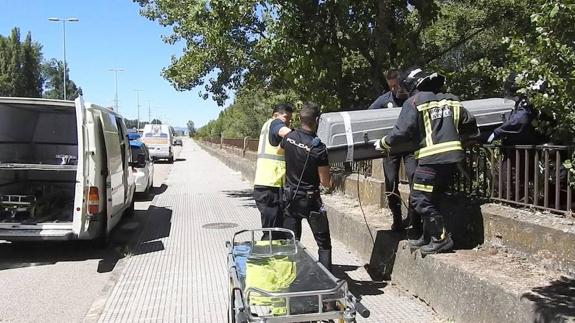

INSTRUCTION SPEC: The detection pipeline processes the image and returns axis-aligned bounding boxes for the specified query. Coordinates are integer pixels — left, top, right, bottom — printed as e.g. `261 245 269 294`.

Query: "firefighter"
368 69 417 231
253 103 293 240
374 68 478 254
281 102 333 271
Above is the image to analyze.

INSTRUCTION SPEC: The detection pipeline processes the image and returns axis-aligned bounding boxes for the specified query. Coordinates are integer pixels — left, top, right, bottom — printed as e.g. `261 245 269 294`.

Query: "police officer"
253 103 293 240
374 68 478 254
368 69 417 231
281 102 333 271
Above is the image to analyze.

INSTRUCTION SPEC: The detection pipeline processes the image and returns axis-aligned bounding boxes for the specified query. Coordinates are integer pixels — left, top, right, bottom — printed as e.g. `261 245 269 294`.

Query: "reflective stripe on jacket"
384 92 478 165
254 119 286 187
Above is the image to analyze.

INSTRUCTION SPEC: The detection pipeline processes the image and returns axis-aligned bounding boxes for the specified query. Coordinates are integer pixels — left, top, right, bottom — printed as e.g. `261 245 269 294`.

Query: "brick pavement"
96 140 439 322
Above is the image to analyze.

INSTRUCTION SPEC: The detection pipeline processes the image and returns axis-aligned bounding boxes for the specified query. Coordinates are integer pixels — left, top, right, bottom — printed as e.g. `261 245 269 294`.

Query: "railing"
202 137 575 215
453 144 574 215
330 160 373 177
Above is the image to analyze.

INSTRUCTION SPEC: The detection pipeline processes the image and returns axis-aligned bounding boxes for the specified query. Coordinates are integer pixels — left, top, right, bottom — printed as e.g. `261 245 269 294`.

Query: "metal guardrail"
203 138 575 215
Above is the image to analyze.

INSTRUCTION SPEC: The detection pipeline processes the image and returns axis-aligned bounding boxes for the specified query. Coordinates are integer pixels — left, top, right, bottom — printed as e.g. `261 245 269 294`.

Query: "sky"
0 0 228 127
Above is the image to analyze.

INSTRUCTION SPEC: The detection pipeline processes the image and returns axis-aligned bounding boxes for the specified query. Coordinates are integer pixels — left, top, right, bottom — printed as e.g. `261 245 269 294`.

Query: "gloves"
374 137 390 152
487 133 495 144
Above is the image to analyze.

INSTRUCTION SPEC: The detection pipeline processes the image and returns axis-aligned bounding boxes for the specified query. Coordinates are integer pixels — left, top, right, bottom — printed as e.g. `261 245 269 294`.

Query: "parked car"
0 97 136 244
130 140 154 195
174 138 183 146
142 124 174 162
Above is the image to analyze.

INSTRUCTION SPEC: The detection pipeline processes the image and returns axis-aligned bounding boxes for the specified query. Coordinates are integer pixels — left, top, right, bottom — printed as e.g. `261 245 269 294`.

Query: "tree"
42 58 81 100
186 120 196 136
498 1 575 143
0 27 43 97
151 119 162 125
134 0 529 110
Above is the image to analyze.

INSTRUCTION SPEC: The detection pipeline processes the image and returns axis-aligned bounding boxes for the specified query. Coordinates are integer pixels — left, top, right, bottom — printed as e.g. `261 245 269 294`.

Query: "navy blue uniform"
281 128 332 270
368 91 415 228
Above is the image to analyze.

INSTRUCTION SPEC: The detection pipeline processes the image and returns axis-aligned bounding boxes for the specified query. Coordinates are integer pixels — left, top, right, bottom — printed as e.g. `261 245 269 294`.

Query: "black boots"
407 212 428 248
390 207 407 232
318 249 332 272
420 216 453 255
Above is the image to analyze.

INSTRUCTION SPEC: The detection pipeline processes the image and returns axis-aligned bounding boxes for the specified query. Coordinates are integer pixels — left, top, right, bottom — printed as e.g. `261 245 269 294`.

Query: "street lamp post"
134 90 144 130
48 17 79 100
108 68 125 112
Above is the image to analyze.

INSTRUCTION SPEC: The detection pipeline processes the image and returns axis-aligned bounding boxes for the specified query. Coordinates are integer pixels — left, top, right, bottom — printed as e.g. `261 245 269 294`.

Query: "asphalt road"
0 146 181 323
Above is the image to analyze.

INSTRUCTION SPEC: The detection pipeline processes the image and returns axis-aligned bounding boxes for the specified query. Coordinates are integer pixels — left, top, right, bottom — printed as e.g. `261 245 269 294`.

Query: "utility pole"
108 68 125 112
134 90 144 129
48 17 79 100
148 101 152 123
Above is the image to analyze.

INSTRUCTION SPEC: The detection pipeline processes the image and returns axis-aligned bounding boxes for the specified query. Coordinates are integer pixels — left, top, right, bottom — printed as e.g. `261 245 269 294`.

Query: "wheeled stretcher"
227 228 370 322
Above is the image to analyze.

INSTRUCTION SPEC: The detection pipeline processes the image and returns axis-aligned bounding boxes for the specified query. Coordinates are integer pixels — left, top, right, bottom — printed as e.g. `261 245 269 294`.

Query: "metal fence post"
243 136 249 158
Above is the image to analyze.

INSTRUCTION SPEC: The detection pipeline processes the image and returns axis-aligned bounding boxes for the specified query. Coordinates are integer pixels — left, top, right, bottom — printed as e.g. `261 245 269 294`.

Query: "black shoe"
408 232 429 248
420 234 454 255
407 214 427 248
391 211 407 232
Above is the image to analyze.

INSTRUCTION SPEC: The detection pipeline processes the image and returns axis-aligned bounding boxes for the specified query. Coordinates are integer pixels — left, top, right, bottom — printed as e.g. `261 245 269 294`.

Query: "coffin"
318 98 513 163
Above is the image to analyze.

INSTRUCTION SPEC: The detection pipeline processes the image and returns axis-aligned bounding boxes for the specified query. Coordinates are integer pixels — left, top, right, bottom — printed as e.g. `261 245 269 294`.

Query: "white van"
142 124 174 163
0 97 136 244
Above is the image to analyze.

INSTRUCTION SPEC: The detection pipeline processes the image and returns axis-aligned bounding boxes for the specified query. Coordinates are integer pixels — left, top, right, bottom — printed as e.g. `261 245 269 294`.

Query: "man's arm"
318 166 332 189
368 92 393 110
269 119 292 146
316 144 332 189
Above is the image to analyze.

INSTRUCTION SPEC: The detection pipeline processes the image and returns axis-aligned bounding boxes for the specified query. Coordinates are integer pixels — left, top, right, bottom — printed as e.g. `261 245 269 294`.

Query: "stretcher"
227 228 370 322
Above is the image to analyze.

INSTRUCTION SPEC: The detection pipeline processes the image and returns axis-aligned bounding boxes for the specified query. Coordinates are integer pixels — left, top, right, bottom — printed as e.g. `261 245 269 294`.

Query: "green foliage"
500 1 575 143
186 120 196 136
0 27 43 97
42 58 81 100
195 87 296 139
125 119 149 129
135 0 526 110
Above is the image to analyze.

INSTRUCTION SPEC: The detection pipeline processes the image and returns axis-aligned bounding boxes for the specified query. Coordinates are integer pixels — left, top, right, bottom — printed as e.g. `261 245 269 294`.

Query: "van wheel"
168 156 174 163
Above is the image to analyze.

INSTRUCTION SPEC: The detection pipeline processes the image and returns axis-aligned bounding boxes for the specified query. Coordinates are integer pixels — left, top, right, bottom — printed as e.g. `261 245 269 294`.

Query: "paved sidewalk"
96 140 439 322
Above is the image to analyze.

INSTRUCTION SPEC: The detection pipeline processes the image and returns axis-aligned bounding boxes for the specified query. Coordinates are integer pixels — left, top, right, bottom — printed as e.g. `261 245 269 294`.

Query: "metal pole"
114 72 118 111
62 20 67 100
49 18 78 101
108 68 124 112
148 101 151 123
133 89 144 129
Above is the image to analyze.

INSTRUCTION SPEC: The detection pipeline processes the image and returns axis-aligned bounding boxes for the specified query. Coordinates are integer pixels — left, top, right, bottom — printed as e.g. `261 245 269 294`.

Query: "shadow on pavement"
136 184 168 202
223 189 257 209
0 206 172 274
175 158 186 162
129 206 172 257
521 276 575 322
332 264 386 298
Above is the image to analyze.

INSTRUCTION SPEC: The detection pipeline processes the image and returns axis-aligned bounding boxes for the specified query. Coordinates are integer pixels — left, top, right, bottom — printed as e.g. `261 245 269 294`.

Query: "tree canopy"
42 58 82 100
0 27 43 97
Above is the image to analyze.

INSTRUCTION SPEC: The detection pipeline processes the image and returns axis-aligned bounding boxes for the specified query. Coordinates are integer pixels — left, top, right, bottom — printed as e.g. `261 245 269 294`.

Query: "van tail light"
87 187 100 215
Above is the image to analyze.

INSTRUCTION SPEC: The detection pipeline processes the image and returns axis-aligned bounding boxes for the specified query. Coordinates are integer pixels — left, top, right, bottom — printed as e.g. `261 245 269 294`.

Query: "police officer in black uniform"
281 102 333 271
375 68 478 255
368 69 417 231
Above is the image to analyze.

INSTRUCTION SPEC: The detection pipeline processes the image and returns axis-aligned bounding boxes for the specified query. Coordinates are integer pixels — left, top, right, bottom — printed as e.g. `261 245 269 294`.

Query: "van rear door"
96 110 125 220
72 97 87 236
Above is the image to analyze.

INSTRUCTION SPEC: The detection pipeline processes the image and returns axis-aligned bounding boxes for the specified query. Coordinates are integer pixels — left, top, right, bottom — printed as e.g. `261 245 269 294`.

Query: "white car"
130 141 154 194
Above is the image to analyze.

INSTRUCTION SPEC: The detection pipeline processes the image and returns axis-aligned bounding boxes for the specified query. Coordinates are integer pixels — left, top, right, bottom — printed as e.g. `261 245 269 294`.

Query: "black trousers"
283 193 332 251
383 153 417 216
409 164 454 220
253 186 283 239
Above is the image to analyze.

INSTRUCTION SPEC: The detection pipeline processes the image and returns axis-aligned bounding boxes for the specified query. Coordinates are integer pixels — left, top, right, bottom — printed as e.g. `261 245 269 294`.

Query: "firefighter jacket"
383 91 478 165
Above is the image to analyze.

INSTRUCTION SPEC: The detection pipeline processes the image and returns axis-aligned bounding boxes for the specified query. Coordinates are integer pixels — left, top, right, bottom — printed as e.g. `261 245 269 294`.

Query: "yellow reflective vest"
254 119 286 187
